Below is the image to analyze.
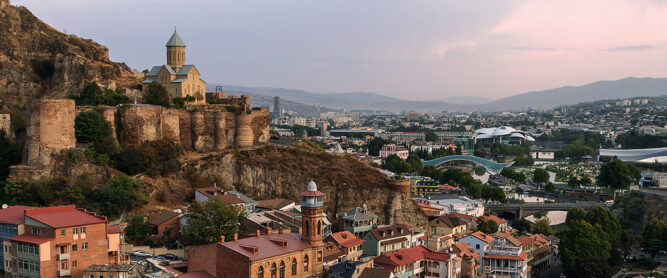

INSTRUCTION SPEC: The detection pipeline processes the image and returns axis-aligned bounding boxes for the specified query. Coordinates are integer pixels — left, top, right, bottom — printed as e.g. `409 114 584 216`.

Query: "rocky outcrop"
178 145 428 229
0 4 139 112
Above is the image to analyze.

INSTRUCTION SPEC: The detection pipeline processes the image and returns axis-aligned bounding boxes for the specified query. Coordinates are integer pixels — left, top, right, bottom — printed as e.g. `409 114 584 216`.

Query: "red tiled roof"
196 187 245 205
452 241 481 259
107 225 122 234
24 205 106 228
326 231 364 248
256 199 295 210
148 210 181 226
358 268 394 278
468 231 494 243
220 233 314 261
482 215 508 225
448 212 476 222
375 245 450 267
492 233 523 247
436 213 468 228
9 234 51 244
484 252 528 261
370 223 412 241
0 205 35 225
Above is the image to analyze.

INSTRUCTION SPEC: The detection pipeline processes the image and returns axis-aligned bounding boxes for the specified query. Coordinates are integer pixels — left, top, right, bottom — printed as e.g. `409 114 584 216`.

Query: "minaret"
166 29 186 67
300 180 324 246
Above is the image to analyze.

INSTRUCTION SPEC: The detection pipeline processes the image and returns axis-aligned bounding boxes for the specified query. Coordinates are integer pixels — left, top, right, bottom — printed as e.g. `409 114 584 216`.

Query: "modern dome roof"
166 30 186 47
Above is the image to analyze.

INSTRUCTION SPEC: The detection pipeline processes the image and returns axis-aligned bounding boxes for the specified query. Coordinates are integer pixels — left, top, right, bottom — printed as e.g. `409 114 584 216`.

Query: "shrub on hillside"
75 110 112 143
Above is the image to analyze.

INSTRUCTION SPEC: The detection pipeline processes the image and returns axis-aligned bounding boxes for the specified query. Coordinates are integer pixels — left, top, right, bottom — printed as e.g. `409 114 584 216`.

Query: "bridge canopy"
599 147 667 163
421 155 514 173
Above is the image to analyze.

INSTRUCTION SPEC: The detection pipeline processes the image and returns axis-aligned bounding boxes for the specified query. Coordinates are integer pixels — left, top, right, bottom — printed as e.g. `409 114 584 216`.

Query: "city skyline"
15 0 667 101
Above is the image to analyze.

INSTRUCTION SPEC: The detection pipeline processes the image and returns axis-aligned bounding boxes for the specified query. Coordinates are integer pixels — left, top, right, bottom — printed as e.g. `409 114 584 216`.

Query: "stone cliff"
168 145 428 229
0 3 139 112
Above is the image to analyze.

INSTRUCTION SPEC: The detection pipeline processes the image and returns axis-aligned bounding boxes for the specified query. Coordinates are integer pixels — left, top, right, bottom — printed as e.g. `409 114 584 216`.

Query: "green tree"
75 82 104 106
185 201 242 245
367 137 389 156
531 217 554 235
544 182 555 192
481 184 506 203
0 130 22 181
405 154 422 174
533 168 549 186
558 220 611 274
381 154 413 174
478 219 499 234
579 175 592 187
585 206 621 247
511 219 532 233
124 216 153 243
114 148 146 175
473 149 486 158
597 159 641 190
143 81 171 107
642 218 667 257
425 131 439 142
89 175 147 218
568 176 579 190
620 229 641 259
566 207 587 226
74 110 112 143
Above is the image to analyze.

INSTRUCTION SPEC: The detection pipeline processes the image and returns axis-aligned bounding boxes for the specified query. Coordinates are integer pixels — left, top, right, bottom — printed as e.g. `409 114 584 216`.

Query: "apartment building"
2 205 118 278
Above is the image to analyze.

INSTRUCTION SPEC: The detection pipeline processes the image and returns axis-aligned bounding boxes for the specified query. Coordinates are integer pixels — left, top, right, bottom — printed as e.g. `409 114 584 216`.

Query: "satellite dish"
2 204 8 209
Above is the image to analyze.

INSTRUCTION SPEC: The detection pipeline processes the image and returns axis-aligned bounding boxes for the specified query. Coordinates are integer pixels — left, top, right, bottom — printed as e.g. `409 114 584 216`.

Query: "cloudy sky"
16 0 667 100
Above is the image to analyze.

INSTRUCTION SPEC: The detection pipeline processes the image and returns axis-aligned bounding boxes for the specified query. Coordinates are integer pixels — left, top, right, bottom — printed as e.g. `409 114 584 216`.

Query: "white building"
380 144 409 160
476 126 535 145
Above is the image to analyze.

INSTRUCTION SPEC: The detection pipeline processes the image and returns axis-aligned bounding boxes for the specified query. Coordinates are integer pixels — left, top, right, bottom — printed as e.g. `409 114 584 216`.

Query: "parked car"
154 256 167 261
161 253 179 261
132 250 152 257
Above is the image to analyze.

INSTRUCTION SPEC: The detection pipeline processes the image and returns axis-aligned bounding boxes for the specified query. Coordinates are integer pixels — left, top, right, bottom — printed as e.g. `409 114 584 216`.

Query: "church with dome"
141 30 207 104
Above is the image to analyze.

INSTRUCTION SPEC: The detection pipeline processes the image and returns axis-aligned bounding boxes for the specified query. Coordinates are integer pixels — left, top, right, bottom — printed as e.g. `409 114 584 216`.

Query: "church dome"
166 30 186 47
307 180 317 191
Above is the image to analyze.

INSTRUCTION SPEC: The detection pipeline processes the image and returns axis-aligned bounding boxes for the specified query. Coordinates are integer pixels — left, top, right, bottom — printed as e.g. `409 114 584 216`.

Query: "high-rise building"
273 96 283 116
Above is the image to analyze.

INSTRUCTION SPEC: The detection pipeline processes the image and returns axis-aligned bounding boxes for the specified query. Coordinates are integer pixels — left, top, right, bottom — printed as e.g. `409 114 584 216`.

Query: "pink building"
379 144 409 160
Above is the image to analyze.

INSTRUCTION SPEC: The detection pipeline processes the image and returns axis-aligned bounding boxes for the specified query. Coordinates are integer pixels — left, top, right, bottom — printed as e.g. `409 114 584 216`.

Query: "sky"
15 0 667 101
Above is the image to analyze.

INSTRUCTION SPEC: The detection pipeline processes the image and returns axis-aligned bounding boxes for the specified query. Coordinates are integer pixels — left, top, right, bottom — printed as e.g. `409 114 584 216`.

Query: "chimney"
234 233 238 241
220 236 225 243
256 230 261 237
267 227 272 235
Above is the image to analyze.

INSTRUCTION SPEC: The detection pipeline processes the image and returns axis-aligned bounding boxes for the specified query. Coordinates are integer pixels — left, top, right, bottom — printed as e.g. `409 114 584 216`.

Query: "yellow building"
142 30 206 104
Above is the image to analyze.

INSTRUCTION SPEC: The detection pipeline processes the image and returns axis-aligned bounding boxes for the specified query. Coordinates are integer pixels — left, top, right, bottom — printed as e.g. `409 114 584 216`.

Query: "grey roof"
171 78 187 83
142 78 157 84
146 66 162 77
165 30 186 47
338 207 377 221
175 65 195 75
229 191 258 205
164 64 176 75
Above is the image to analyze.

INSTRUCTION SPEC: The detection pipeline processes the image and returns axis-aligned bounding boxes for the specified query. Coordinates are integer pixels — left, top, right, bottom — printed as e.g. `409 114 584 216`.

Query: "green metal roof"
166 30 186 47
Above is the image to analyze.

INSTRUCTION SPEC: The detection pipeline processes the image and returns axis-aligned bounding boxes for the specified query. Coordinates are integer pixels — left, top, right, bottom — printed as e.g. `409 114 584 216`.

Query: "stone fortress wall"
0 113 10 136
20 95 269 168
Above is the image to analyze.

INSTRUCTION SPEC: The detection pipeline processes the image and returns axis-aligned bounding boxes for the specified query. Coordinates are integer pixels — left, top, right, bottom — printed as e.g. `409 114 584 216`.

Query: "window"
271 263 277 278
257 266 264 278
81 227 86 234
304 221 309 236
72 260 77 267
82 242 88 250
279 261 285 278
317 251 322 263
72 244 77 251
317 221 322 236
61 229 66 236
73 228 78 235
303 255 309 272
291 258 297 276
476 244 480 249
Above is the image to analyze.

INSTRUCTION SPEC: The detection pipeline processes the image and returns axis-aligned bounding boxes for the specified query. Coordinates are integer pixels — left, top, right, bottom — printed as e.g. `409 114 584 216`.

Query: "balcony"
57 253 70 260
58 269 71 276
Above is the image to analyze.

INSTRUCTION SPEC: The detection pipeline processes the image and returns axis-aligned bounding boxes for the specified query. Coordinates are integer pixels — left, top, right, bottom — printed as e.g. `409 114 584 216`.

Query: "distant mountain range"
210 77 667 113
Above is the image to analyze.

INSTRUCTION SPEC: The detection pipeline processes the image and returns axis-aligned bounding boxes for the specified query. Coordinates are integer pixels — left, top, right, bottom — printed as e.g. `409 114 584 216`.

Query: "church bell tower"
166 29 186 67
300 180 324 246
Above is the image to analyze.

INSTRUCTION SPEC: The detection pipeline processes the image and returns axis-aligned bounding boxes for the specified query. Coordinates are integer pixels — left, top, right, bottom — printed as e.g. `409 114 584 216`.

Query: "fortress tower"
300 180 325 246
0 0 9 9
166 30 186 67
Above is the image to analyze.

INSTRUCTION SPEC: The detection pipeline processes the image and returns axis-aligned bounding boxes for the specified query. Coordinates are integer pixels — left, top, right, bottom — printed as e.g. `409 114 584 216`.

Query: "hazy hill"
211 77 667 113
484 77 667 110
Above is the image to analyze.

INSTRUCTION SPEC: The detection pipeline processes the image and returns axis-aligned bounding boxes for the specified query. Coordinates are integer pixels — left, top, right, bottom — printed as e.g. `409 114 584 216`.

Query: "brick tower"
165 29 186 67
300 180 324 246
